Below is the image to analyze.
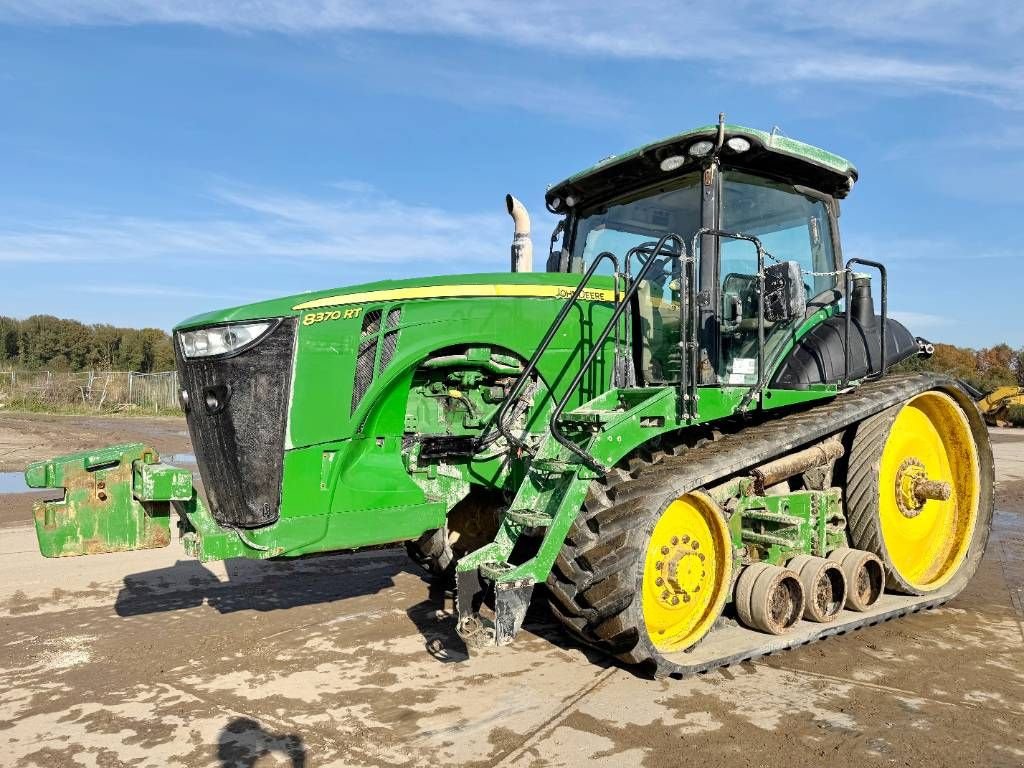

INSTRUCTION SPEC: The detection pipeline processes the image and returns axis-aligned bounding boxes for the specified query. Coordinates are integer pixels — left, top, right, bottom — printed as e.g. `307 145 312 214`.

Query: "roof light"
549 196 561 210
659 154 686 172
565 195 578 208
726 137 751 153
688 140 714 157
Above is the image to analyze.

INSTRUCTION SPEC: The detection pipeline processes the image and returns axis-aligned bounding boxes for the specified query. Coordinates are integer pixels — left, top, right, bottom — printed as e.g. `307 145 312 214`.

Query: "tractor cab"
542 121 910 404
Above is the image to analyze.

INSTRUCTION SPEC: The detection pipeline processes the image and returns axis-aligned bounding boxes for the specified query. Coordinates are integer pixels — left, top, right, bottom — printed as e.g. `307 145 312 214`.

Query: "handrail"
623 238 695 417
842 258 888 386
548 234 688 472
623 239 683 383
491 251 621 452
690 228 768 413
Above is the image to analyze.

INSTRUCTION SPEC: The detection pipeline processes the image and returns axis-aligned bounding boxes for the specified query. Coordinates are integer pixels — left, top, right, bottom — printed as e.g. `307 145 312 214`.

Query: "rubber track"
406 527 454 582
845 406 899 572
545 373 977 678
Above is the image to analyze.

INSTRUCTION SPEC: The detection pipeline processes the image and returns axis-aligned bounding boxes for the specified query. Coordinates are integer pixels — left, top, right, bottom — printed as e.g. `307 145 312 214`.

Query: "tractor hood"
174 271 616 331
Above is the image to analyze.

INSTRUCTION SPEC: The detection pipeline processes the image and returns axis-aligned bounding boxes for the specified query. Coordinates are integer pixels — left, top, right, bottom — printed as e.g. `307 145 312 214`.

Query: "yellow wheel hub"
879 391 980 591
641 491 731 651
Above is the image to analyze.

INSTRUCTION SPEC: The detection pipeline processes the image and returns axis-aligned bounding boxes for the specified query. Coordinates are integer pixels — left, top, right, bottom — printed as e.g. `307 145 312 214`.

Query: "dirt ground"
0 416 1021 767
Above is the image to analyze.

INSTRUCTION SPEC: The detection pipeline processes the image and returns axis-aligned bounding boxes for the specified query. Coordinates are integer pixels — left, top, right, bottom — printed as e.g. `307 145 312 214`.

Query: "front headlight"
178 321 274 359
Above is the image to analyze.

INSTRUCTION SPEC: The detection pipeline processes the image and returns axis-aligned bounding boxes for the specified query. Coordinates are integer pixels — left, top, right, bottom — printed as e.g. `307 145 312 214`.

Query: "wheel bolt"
698 553 706 562
661 589 670 600
671 596 680 605
671 536 679 545
655 577 664 586
682 535 690 543
655 561 663 570
661 546 670 555
683 593 691 603
691 541 700 550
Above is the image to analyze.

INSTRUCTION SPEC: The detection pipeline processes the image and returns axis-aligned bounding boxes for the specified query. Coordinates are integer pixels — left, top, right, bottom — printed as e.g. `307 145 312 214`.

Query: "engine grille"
175 318 296 528
351 306 401 415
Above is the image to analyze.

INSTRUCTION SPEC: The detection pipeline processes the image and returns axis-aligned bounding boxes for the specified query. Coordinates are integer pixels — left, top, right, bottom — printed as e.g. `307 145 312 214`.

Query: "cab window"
568 175 701 384
718 172 838 384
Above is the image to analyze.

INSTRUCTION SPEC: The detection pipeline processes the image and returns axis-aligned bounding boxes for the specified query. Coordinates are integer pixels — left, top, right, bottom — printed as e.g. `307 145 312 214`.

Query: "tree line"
0 315 175 373
900 342 1024 393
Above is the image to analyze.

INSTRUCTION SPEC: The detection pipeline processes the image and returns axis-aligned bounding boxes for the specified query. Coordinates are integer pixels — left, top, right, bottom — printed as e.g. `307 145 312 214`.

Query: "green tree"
1 314 175 372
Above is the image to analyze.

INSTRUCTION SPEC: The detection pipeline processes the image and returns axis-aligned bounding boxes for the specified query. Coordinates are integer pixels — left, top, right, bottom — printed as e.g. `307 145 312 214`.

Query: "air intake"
351 306 402 414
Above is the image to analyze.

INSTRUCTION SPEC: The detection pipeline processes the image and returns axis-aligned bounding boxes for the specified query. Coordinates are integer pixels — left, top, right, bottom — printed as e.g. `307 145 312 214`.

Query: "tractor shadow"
114 549 411 617
404 580 471 663
402 578 618 671
114 549 620 673
216 717 307 767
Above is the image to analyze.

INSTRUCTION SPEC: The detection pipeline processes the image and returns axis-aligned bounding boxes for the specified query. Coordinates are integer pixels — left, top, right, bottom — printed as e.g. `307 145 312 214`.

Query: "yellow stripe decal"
292 283 617 311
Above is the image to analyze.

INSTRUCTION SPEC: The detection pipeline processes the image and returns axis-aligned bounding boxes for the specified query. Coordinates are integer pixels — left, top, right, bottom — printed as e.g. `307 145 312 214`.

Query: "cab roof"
546 123 858 214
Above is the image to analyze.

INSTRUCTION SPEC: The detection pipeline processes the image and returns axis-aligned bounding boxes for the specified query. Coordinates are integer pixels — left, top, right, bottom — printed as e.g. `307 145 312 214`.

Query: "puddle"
0 472 31 494
0 454 196 494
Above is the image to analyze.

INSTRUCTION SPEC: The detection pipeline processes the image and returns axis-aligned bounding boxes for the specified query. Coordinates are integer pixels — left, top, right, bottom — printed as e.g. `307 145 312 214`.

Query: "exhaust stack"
506 194 533 272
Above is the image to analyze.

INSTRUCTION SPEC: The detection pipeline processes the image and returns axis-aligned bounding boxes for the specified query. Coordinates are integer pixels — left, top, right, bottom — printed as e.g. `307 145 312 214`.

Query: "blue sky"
0 2 1021 347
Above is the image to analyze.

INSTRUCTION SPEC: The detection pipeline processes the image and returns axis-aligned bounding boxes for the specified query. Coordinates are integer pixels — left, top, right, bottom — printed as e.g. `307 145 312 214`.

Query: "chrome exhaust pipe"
506 194 532 273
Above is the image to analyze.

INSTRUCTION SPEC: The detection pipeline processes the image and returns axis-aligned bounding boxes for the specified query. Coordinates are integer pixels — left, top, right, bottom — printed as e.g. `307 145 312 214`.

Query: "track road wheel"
846 389 991 594
734 563 805 634
546 483 732 675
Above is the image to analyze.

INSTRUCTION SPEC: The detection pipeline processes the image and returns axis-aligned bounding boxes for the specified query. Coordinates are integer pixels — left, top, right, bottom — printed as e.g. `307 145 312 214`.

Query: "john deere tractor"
27 117 992 677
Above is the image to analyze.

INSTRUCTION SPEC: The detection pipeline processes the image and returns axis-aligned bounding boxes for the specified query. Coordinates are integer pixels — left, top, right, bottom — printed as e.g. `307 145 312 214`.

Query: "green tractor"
27 116 992 677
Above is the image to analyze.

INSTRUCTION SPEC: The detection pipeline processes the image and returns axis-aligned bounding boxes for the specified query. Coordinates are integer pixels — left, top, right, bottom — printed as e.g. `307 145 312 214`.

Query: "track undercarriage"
455 374 994 678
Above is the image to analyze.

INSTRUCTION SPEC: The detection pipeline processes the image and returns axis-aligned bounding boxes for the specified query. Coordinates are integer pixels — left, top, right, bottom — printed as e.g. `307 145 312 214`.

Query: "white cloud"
0 181 508 267
890 310 952 330
67 283 255 301
2 1 1022 106
843 234 1011 263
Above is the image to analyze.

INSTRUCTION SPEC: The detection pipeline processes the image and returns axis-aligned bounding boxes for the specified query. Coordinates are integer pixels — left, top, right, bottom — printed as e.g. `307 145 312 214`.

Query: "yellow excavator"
968 384 1024 427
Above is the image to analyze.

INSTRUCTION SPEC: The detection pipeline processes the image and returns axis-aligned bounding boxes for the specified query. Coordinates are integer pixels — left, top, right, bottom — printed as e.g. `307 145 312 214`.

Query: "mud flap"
26 443 194 557
455 568 534 648
493 581 534 646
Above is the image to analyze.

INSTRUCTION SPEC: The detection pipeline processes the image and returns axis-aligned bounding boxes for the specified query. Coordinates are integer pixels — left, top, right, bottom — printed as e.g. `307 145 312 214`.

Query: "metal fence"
0 369 181 412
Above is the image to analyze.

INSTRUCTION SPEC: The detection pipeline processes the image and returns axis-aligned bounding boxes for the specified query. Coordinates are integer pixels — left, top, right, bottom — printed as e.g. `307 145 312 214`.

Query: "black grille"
350 306 402 415
175 318 295 529
379 329 400 370
361 309 382 337
352 338 377 414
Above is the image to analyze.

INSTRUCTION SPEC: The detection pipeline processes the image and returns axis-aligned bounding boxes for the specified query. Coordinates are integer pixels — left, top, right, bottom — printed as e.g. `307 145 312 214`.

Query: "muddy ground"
0 415 1021 767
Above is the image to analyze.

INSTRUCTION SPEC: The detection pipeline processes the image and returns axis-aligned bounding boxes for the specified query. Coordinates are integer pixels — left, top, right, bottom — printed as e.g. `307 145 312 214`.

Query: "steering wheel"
630 240 682 283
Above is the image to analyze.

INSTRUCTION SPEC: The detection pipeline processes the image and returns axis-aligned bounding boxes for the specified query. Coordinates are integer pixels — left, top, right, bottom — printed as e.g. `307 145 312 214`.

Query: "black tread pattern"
845 406 898 566
844 389 995 595
543 373 983 677
406 527 454 582
545 441 703 673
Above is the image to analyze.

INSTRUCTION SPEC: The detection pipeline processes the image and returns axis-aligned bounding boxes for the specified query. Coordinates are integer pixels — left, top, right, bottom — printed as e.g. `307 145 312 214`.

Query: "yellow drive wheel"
847 390 984 594
640 491 732 652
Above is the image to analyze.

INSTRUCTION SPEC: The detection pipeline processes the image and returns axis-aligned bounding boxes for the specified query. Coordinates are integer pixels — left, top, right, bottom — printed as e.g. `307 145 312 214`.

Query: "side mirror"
763 260 806 324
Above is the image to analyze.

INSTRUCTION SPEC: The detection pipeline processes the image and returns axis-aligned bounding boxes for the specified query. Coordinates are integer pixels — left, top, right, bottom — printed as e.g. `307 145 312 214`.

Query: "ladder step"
558 409 614 425
504 509 554 527
479 560 517 580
